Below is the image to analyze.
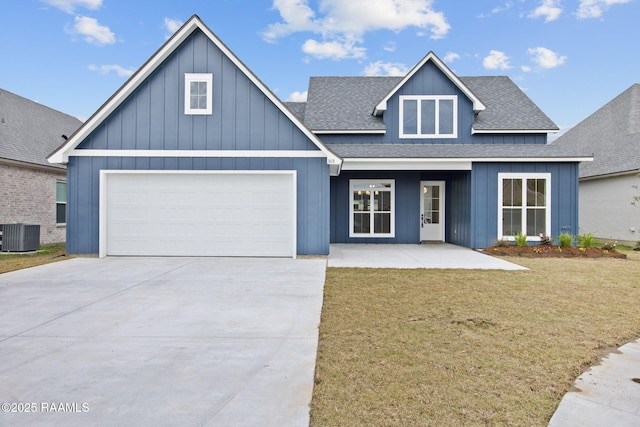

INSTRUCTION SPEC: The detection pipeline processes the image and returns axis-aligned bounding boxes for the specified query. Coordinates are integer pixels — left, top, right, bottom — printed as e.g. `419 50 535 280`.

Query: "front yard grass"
311 251 640 426
0 243 71 274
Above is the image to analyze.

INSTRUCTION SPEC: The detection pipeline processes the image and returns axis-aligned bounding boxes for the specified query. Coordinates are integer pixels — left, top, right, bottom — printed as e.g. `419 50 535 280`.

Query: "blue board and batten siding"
66 29 330 255
78 31 318 153
66 157 329 255
330 163 579 249
470 162 579 248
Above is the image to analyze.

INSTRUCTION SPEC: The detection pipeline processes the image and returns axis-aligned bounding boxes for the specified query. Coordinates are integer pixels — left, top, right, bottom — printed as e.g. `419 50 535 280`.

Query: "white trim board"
341 156 593 171
70 149 328 158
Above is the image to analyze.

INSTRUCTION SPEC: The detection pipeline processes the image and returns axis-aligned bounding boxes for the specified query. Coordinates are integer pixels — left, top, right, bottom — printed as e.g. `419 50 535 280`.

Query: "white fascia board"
313 129 386 135
48 15 342 168
373 51 486 116
342 158 473 171
341 156 593 171
471 127 559 134
69 149 328 158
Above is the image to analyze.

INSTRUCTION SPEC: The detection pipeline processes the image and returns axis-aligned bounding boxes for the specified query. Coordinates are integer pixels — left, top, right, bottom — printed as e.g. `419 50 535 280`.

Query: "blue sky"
1 0 639 139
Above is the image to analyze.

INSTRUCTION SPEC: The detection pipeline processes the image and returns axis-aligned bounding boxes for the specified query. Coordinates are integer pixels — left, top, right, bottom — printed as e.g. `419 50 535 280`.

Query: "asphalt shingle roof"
304 76 400 131
0 88 82 169
328 143 590 159
552 84 640 178
460 76 558 131
284 102 306 122
301 75 558 132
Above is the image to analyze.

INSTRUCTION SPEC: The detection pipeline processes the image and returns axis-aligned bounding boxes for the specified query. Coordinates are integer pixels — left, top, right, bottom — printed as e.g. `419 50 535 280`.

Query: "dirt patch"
484 245 627 258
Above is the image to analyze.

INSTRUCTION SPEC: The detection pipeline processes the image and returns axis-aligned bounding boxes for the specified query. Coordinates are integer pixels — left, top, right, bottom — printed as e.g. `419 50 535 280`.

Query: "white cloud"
528 47 566 68
302 39 366 59
383 41 396 52
163 18 184 39
287 90 308 102
478 1 514 18
444 52 460 63
576 0 631 18
363 61 409 76
263 0 319 40
88 64 134 77
164 18 183 34
483 50 511 70
41 0 101 14
67 16 115 46
521 65 532 72
529 0 563 22
263 0 450 60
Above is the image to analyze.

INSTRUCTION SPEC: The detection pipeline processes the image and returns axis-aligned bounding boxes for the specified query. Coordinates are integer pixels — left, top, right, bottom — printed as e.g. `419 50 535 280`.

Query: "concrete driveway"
0 257 326 426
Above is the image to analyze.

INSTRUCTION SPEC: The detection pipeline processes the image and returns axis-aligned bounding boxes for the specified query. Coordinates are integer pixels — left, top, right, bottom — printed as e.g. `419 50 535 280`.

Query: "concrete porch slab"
328 243 528 270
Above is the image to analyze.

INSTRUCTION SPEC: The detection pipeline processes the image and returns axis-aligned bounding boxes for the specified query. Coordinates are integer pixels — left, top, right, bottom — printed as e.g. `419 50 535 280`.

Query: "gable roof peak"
47 14 340 167
373 51 486 116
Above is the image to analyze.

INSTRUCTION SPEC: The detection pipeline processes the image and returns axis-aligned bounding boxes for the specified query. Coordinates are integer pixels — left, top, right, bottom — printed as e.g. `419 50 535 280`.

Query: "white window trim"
184 73 213 115
497 172 551 241
399 95 458 139
56 180 67 226
349 179 395 238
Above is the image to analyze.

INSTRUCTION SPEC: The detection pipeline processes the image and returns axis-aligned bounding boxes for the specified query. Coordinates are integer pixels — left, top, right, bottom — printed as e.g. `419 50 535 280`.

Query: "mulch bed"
484 245 627 259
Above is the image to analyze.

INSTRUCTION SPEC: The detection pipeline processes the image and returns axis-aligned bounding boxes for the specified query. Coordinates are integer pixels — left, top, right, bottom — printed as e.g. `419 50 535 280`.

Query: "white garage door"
101 171 296 257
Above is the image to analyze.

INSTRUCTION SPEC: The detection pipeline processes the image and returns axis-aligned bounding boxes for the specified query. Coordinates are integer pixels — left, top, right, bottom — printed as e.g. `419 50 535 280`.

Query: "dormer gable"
373 51 486 116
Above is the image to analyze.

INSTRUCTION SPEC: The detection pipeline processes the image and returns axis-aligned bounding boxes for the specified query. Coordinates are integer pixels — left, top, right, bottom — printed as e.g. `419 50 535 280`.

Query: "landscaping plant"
558 233 574 247
577 232 595 248
514 232 528 247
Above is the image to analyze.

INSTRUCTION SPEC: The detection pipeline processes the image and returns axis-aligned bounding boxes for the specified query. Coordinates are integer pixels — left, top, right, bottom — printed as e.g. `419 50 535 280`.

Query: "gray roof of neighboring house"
0 88 82 170
298 75 558 132
552 84 640 178
328 143 591 159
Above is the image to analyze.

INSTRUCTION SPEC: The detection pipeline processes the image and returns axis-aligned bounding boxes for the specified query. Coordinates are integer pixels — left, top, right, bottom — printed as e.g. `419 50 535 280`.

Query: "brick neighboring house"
0 88 82 245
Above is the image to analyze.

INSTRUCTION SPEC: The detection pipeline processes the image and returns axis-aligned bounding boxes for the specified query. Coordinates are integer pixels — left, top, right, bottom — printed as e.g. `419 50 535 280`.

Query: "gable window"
399 95 457 138
56 181 67 225
184 73 213 115
498 173 550 241
349 180 395 238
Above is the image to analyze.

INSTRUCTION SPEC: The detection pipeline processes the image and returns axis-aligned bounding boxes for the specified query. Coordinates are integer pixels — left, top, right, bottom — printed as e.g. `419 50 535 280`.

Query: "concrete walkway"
0 257 326 426
328 243 527 270
548 339 640 426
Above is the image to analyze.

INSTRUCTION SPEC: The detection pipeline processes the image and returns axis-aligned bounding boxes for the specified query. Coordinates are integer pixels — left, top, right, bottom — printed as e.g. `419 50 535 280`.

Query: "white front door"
420 181 445 242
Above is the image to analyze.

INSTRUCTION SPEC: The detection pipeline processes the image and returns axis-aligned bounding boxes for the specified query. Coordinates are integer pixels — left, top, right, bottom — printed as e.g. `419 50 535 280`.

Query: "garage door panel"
104 172 295 257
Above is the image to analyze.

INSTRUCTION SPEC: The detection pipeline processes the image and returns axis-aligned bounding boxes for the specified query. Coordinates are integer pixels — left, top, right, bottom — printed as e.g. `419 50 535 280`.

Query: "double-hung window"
184 73 213 115
56 181 67 225
349 180 395 237
399 95 457 138
498 173 550 240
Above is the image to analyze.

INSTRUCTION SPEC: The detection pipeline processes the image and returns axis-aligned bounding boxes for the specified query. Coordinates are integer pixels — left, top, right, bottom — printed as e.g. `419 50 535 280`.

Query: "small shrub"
558 233 574 247
514 232 528 247
577 232 595 248
602 241 617 251
493 239 511 247
539 233 552 245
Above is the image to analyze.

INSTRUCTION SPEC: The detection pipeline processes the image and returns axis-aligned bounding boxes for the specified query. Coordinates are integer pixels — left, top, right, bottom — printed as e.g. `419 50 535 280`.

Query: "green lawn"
0 243 71 274
311 251 640 426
